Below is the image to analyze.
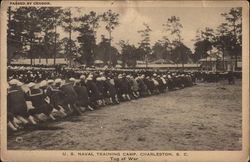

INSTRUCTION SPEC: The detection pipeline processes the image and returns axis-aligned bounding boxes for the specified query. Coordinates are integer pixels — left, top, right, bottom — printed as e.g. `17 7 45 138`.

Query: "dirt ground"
7 80 242 150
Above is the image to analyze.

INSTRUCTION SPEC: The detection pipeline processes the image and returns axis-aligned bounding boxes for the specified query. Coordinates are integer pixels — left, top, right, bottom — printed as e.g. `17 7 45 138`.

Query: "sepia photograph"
1 0 249 161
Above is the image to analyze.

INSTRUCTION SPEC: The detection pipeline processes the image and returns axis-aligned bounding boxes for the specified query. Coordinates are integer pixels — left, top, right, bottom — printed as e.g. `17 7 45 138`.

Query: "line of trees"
193 7 242 70
7 7 120 66
7 7 242 68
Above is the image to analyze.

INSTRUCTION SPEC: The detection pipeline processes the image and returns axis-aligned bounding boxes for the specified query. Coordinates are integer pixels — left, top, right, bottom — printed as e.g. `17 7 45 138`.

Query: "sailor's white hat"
9 79 19 85
55 78 62 84
39 80 48 87
47 80 54 84
80 75 85 79
69 77 76 82
17 81 24 86
27 82 36 88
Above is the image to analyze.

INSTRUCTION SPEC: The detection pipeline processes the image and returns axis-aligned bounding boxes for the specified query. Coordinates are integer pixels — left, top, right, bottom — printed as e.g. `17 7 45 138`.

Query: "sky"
59 7 232 52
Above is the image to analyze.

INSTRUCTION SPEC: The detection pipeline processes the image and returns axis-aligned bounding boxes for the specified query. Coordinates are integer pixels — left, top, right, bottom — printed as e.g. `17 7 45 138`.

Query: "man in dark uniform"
104 75 120 104
125 75 136 99
7 80 24 131
114 74 123 101
167 74 174 91
227 71 235 84
74 79 94 111
120 74 131 101
96 77 106 106
128 75 140 98
144 76 154 95
156 75 165 93
46 79 67 117
27 82 56 121
60 78 82 115
8 80 37 127
86 74 101 108
136 75 149 97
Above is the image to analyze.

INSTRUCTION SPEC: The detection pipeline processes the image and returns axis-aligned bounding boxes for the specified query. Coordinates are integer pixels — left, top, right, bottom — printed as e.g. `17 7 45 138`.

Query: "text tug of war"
62 152 188 161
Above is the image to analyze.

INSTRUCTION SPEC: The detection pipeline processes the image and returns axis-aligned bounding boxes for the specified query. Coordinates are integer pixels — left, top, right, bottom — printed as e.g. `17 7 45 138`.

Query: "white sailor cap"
86 77 92 81
34 83 40 89
69 77 76 82
80 75 85 79
118 74 123 79
27 82 36 88
17 81 24 86
54 78 62 84
39 80 48 87
96 77 102 81
47 80 54 84
9 79 19 85
75 79 80 83
153 73 157 77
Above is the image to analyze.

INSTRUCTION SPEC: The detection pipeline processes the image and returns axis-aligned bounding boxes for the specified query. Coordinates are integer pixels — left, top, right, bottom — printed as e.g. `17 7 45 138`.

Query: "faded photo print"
6 5 243 151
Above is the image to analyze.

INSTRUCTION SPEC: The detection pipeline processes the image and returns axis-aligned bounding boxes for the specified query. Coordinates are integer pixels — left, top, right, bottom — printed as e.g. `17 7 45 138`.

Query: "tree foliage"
7 7 63 64
193 28 215 62
219 8 242 68
102 10 119 41
137 23 152 62
7 7 242 68
118 40 140 67
74 11 101 66
163 16 183 42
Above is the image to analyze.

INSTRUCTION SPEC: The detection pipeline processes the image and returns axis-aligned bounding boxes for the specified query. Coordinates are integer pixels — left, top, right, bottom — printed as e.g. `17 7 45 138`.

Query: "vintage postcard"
0 0 249 161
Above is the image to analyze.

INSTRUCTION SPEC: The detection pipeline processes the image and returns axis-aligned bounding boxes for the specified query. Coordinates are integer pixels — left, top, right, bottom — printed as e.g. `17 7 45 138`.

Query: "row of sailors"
7 72 195 131
8 67 240 85
8 69 62 83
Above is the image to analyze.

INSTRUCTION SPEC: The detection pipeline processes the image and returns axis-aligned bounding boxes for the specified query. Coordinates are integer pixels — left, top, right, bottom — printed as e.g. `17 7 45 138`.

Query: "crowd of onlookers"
7 66 240 132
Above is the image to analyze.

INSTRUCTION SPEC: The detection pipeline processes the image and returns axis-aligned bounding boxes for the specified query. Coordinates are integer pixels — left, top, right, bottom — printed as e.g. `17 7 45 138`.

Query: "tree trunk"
233 21 238 70
109 31 112 66
44 32 48 65
222 48 225 71
7 7 11 65
30 37 33 65
54 22 57 66
182 53 184 70
69 10 72 67
234 51 237 71
206 55 208 71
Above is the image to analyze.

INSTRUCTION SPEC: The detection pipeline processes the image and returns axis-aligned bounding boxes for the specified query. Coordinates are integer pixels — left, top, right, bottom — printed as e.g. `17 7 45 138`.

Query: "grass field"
7 80 242 150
